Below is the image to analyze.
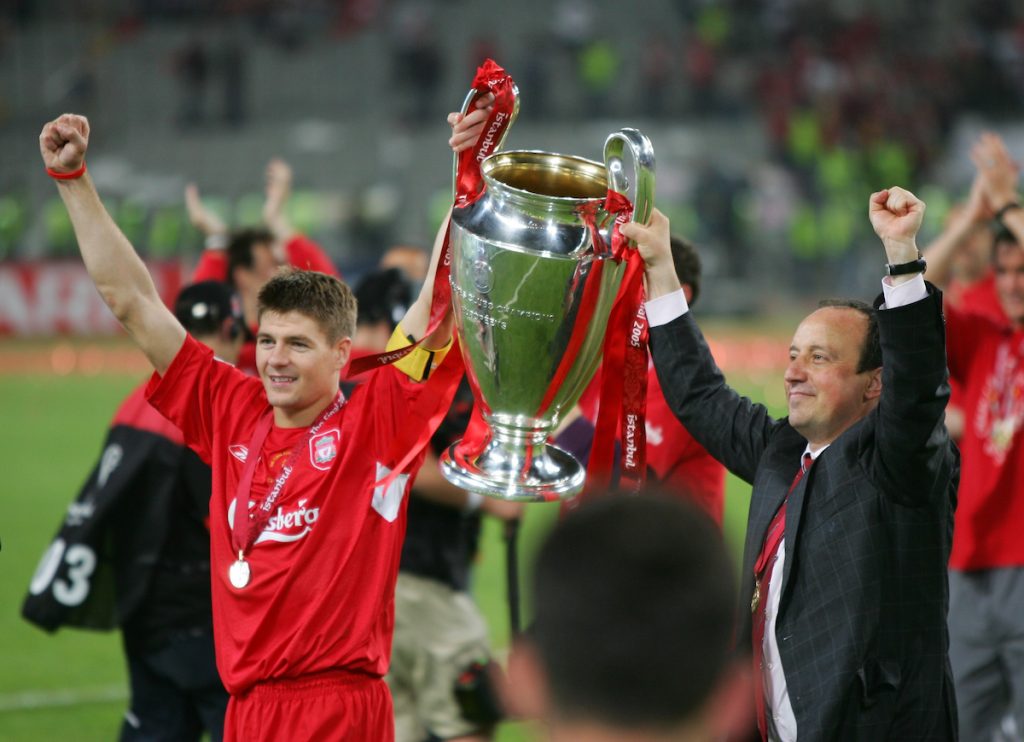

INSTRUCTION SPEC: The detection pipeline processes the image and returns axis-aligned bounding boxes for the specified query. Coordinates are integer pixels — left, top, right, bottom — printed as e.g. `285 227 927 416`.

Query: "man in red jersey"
926 131 1024 741
39 103 490 741
923 147 1008 440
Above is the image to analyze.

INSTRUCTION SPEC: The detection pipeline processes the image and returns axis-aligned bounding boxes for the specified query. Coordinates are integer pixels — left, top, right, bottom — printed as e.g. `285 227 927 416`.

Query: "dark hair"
817 298 881 372
257 269 357 343
530 494 736 731
670 236 702 307
354 268 414 332
992 225 1020 266
174 281 243 339
226 227 274 287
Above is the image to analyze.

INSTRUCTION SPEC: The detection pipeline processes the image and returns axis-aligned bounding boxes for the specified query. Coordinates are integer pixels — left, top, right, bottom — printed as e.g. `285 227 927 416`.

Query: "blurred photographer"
24 282 243 741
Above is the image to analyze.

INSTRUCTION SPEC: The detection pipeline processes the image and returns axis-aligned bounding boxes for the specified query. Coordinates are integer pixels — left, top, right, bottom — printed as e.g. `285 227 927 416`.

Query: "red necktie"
752 452 812 740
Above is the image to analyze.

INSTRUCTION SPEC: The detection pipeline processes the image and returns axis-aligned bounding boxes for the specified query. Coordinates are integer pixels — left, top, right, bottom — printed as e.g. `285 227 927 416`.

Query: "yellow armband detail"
386 324 454 382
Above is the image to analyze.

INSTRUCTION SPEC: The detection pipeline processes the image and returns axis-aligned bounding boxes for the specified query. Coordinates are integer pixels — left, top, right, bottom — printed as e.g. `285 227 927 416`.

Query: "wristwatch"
885 253 927 276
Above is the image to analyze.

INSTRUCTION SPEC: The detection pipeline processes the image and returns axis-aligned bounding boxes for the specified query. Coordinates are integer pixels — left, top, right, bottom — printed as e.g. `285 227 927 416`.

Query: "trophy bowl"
440 130 655 501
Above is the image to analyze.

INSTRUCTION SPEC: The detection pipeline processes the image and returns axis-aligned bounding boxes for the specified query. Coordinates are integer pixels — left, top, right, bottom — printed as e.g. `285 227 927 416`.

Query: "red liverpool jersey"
146 335 443 694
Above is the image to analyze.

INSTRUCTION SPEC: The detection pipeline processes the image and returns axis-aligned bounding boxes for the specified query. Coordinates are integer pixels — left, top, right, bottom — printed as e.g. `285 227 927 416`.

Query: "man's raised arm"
40 114 185 374
398 96 494 347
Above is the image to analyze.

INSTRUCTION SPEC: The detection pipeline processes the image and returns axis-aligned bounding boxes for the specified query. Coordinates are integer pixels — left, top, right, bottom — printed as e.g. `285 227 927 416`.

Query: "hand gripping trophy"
440 62 656 502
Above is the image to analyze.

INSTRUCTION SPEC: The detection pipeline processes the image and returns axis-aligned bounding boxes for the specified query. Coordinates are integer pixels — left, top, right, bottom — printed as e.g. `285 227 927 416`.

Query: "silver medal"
229 556 251 589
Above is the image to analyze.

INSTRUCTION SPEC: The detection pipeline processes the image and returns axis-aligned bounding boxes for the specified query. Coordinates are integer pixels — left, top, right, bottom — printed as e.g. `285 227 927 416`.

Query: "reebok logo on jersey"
227 497 320 544
229 444 248 463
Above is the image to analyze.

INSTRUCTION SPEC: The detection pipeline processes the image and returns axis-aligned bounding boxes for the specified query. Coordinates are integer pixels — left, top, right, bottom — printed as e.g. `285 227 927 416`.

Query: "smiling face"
256 310 351 427
784 307 882 449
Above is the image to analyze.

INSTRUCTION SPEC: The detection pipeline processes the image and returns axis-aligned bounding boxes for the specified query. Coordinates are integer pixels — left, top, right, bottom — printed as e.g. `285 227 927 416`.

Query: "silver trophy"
440 96 656 501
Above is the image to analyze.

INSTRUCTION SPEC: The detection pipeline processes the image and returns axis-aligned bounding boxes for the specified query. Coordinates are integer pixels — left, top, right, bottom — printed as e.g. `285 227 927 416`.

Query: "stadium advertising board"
0 262 184 336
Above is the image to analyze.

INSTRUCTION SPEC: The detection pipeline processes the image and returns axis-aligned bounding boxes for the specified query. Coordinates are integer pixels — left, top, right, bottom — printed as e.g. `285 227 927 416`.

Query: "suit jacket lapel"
743 429 806 579
780 445 832 602
780 461 811 598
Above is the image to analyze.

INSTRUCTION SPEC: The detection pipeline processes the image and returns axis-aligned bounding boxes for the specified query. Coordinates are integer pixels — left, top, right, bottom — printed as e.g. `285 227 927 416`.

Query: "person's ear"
335 337 352 370
864 366 882 402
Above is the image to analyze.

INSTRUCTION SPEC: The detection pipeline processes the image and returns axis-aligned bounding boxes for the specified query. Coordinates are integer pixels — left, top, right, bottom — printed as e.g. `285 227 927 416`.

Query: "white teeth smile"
270 376 295 383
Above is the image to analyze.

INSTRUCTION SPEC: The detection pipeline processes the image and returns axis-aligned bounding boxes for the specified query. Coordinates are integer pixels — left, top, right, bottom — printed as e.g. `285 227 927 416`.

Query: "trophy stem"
440 419 584 502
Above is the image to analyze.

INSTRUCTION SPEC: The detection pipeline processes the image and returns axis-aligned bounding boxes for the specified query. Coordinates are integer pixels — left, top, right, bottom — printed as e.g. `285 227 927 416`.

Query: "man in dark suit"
620 187 959 741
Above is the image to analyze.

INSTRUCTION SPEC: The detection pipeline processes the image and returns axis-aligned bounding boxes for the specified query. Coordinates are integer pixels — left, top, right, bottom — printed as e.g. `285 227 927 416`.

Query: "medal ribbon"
231 393 345 556
345 58 517 378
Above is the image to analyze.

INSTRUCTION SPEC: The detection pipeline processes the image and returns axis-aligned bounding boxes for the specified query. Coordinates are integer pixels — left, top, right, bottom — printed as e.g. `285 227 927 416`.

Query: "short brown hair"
257 269 357 343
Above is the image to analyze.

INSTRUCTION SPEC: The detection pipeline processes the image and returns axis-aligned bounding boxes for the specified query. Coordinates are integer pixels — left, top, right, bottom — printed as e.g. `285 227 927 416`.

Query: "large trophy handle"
603 128 656 225
452 85 521 198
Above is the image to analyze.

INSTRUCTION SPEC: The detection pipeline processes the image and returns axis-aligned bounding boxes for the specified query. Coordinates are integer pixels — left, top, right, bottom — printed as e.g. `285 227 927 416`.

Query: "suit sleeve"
649 312 780 484
870 286 957 506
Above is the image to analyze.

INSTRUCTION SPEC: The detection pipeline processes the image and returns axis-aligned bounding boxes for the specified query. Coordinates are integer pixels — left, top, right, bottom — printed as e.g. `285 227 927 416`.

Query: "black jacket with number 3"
23 383 213 650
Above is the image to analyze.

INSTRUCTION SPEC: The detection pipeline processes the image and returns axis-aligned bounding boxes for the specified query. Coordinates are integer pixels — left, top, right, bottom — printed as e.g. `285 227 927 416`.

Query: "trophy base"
440 440 585 502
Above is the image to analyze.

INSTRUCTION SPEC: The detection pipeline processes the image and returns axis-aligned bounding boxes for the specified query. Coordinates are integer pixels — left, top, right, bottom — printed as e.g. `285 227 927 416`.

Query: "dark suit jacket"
649 288 959 741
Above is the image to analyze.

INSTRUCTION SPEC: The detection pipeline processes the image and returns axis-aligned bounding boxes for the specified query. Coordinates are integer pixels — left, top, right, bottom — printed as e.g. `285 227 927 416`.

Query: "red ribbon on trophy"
350 59 518 489
346 59 517 379
562 191 650 509
435 60 525 476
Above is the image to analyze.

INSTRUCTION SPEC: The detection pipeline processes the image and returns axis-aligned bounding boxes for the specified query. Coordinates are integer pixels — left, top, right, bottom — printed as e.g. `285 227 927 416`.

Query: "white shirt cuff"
880 273 927 309
645 289 689 327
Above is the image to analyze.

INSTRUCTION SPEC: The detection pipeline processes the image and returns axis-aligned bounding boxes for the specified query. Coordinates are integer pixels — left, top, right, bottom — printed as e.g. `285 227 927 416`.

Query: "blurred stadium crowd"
2 0 1024 321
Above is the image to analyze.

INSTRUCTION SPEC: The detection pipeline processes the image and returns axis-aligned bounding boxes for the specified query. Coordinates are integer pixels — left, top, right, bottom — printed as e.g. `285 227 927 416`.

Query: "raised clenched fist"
868 186 925 264
39 114 90 174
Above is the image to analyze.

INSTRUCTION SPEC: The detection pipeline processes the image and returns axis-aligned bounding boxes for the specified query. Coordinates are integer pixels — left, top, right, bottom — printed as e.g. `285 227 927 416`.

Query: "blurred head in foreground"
508 494 749 741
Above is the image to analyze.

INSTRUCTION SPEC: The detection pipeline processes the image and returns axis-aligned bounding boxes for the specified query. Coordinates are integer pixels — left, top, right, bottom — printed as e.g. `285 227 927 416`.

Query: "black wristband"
995 201 1021 221
885 254 927 276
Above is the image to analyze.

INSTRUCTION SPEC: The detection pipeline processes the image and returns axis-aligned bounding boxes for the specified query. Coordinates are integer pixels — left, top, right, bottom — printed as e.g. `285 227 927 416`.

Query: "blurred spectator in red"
927 131 1024 741
186 158 338 374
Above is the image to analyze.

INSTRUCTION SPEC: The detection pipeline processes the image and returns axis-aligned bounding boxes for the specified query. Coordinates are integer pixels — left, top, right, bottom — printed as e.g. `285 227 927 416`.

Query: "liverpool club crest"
309 429 340 470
